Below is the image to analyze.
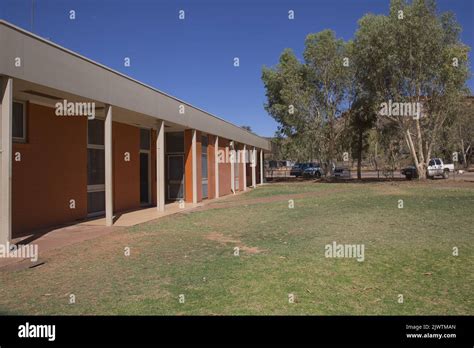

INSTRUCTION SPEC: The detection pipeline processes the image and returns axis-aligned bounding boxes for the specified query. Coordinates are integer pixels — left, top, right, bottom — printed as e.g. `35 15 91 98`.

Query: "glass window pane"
169 183 184 199
166 132 184 153
201 135 208 147
140 129 150 150
169 156 184 181
140 153 150 203
12 102 24 139
88 119 104 145
88 191 105 214
202 155 208 179
87 149 105 185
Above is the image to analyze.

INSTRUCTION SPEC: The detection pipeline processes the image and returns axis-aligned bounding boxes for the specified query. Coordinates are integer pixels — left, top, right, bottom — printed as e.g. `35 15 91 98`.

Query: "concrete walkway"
80 201 203 227
0 224 123 269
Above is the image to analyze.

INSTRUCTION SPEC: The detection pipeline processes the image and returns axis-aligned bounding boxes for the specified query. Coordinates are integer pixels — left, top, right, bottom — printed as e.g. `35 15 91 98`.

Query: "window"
13 101 26 142
166 132 185 201
140 129 151 205
140 129 150 150
201 135 208 198
166 132 184 153
87 148 105 185
87 119 104 146
87 119 105 215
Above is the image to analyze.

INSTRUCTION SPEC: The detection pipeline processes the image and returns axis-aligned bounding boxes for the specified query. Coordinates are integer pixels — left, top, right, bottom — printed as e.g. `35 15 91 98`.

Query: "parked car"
333 167 351 178
401 165 418 180
290 163 316 177
427 158 454 179
290 163 303 177
303 164 323 178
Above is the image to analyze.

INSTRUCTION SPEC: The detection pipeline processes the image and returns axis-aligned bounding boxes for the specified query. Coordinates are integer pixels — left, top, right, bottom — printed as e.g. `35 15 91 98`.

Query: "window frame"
139 128 152 205
87 118 106 217
12 100 27 143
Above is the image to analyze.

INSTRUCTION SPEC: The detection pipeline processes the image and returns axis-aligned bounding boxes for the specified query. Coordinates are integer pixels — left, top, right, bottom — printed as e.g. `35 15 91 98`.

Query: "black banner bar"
0 315 472 346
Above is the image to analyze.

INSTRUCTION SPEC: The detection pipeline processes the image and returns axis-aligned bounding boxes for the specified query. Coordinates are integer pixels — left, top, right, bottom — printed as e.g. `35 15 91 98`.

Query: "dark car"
290 163 316 177
401 166 418 180
290 163 303 177
303 164 323 178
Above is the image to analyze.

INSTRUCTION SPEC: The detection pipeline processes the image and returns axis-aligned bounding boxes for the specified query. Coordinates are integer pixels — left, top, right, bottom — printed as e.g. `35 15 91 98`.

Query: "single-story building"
0 20 271 243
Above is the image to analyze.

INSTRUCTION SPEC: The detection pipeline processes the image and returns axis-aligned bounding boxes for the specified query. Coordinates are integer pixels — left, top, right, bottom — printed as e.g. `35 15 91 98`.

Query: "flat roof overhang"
0 20 271 151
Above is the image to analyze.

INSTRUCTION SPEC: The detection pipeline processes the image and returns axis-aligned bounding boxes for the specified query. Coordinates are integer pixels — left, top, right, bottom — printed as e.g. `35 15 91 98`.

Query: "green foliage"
263 0 471 177
262 31 352 168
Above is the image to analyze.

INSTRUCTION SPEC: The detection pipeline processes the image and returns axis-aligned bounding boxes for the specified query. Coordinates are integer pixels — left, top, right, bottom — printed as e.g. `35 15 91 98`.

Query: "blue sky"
1 0 472 137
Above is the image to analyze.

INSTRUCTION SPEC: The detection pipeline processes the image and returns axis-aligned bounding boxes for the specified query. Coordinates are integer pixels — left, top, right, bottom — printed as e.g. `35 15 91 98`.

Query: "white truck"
427 158 454 179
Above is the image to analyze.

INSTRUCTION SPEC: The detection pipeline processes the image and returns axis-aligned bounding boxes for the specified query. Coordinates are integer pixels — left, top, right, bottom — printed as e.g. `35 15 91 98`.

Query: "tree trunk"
461 139 468 168
357 127 363 180
405 128 426 179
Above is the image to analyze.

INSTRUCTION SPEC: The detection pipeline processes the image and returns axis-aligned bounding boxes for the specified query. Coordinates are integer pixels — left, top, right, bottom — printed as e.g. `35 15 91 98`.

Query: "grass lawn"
0 180 472 315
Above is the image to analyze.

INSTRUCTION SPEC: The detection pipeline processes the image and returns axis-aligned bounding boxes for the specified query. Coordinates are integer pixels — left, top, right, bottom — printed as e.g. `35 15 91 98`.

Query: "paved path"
0 225 123 270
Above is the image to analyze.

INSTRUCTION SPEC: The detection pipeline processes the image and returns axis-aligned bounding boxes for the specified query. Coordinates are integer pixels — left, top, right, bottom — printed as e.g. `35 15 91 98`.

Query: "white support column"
192 129 197 204
104 105 113 226
242 144 247 191
252 147 257 188
214 136 219 198
156 120 165 212
0 77 12 245
260 149 264 184
230 141 235 193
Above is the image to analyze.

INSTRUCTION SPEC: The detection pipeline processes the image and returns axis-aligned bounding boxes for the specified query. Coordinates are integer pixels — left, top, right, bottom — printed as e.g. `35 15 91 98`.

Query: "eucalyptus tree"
262 31 352 174
353 0 470 178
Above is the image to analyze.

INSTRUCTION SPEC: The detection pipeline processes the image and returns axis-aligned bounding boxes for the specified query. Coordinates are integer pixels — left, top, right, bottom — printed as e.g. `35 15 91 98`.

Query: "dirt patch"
205 232 265 254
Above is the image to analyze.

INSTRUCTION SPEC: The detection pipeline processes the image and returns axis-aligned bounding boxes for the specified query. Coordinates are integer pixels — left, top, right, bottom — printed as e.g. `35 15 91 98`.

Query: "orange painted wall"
238 144 245 191
12 102 87 237
218 138 232 196
207 135 215 199
184 129 202 203
184 130 192 203
151 129 157 206
113 122 140 212
196 132 202 202
11 103 255 236
256 151 262 185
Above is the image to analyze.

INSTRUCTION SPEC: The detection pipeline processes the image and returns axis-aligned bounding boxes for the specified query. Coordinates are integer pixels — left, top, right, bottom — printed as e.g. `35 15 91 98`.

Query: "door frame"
87 118 105 217
139 149 152 206
167 154 185 201
201 134 209 199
